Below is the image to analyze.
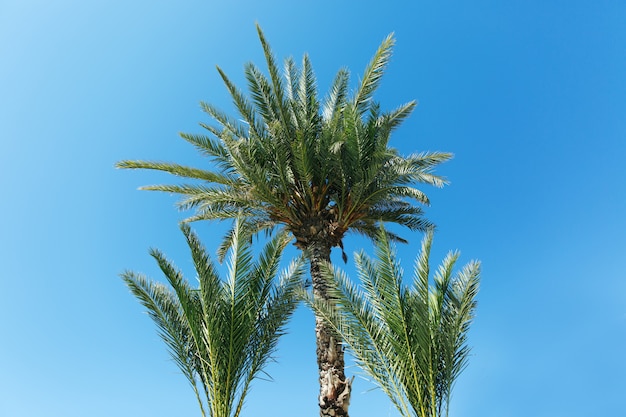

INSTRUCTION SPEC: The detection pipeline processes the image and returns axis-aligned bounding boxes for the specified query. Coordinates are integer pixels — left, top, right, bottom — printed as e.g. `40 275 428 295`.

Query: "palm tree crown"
122 221 305 417
117 25 451 256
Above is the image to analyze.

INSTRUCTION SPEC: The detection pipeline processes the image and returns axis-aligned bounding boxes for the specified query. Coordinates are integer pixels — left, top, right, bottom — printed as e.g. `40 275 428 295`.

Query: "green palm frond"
122 220 305 417
377 101 418 132
349 222 412 244
217 65 268 140
115 160 233 185
179 132 228 158
304 228 480 417
322 68 350 123
245 62 278 126
255 25 293 136
396 152 453 187
200 101 250 141
353 33 395 116
298 54 319 126
122 271 211 416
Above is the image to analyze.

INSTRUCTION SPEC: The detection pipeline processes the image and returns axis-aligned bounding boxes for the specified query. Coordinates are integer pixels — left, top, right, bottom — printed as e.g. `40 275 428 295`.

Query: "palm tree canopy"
121 220 305 417
303 228 480 417
117 25 452 254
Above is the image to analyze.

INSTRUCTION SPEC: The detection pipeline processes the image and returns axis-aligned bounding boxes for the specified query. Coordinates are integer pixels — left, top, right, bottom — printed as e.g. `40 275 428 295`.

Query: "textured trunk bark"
308 241 351 417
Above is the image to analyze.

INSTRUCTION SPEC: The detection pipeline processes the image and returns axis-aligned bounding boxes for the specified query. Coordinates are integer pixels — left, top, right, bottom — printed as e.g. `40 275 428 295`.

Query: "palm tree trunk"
308 241 351 417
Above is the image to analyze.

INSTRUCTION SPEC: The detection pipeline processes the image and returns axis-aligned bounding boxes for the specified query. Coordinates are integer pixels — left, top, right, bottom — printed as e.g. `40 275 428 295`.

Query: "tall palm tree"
117 25 451 417
121 221 305 417
304 228 480 417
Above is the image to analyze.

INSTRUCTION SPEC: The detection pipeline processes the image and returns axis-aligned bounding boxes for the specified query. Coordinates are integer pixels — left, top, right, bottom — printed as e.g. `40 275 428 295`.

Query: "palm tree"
117 25 451 417
121 221 305 417
304 228 480 417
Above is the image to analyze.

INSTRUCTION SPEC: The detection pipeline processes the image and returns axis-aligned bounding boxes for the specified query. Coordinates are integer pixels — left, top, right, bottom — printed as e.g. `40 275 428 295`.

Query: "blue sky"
1 1 625 416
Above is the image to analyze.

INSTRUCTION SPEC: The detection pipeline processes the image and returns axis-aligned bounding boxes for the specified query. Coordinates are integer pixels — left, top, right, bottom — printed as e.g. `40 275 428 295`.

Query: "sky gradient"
1 1 625 416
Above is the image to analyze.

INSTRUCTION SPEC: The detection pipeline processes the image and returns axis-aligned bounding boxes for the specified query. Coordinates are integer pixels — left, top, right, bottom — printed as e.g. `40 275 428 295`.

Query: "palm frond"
322 68 350 123
298 54 319 126
179 132 228 158
377 101 417 132
255 24 293 136
217 66 267 140
392 152 453 188
121 271 209 416
353 33 395 115
244 62 279 127
116 160 232 184
200 101 249 140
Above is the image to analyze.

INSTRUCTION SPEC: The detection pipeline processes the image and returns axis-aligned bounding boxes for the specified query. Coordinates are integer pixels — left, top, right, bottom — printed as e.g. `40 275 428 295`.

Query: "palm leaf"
353 33 395 116
322 68 350 123
115 160 233 185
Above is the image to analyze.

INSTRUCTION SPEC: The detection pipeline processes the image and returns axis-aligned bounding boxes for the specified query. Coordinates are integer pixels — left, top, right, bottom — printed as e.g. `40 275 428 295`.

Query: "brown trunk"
308 241 352 417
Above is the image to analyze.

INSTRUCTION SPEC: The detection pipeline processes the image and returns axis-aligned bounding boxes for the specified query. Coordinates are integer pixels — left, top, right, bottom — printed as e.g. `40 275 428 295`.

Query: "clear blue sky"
1 1 625 416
